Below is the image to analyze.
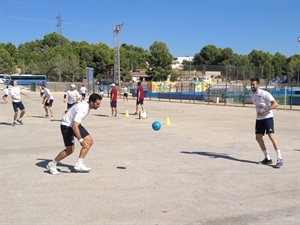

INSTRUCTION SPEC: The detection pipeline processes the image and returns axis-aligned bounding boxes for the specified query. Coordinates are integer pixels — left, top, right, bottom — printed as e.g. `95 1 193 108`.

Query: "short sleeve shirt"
43 88 54 100
10 86 21 103
66 90 80 104
110 88 117 102
251 89 275 120
137 86 144 100
61 101 90 127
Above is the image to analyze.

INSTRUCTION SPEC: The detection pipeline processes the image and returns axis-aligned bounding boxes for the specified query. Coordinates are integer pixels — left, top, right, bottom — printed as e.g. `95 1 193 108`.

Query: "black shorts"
67 103 76 109
60 125 89 147
255 118 275 135
110 101 117 108
12 102 25 112
136 99 144 105
44 99 54 107
123 93 128 97
3 94 8 98
81 93 86 98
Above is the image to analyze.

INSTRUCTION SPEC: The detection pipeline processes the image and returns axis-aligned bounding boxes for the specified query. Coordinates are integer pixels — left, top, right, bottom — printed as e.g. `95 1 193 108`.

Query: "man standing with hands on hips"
250 77 283 168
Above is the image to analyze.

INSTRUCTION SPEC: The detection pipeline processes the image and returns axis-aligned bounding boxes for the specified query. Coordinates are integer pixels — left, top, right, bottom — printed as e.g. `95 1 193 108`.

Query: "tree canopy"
0 32 299 82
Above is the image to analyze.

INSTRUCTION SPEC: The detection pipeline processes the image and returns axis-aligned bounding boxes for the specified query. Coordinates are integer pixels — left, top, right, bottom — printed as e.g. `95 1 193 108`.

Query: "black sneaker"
17 119 23 125
259 158 272 165
275 158 283 168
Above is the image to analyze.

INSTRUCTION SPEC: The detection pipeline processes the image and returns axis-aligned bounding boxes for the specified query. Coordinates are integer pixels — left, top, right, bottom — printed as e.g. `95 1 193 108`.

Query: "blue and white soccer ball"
152 121 161 131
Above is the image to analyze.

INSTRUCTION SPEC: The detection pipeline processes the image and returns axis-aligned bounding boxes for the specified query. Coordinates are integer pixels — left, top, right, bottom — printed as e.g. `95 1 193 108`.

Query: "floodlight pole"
298 36 300 87
113 23 123 96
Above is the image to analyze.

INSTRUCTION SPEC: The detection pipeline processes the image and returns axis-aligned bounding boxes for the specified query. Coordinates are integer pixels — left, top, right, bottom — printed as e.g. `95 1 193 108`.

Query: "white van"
0 74 9 84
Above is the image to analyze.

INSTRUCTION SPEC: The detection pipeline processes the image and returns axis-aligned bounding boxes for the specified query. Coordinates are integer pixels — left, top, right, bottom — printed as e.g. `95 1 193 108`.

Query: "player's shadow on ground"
28 115 47 119
27 115 61 122
36 158 77 174
0 122 12 126
94 114 110 117
180 151 257 164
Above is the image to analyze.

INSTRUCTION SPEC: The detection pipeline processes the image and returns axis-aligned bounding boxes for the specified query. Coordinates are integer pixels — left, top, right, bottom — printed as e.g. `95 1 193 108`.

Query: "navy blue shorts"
136 99 144 105
255 118 275 135
60 125 89 147
110 101 117 108
44 99 54 107
67 103 75 109
12 102 25 112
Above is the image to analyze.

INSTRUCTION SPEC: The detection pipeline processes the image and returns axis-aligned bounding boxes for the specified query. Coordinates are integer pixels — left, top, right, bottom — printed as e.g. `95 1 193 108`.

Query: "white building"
172 56 193 70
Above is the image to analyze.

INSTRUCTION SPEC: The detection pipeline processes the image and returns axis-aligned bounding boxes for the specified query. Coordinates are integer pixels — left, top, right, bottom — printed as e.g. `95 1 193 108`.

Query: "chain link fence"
33 65 300 110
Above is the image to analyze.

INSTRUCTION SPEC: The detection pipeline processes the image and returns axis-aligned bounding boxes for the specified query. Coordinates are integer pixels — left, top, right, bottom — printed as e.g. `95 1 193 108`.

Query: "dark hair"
10 80 15 86
88 93 102 102
250 77 260 84
137 81 141 86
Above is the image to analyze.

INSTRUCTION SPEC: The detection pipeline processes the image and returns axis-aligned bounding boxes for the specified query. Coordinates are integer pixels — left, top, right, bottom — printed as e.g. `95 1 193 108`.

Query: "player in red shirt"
110 83 118 117
133 81 145 115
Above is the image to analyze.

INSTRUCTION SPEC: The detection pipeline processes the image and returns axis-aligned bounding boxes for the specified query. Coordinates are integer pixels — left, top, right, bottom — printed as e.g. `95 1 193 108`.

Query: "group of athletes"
2 78 283 175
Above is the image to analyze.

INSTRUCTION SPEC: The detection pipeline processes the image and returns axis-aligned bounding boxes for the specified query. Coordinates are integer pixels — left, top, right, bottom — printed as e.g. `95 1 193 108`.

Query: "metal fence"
30 63 300 110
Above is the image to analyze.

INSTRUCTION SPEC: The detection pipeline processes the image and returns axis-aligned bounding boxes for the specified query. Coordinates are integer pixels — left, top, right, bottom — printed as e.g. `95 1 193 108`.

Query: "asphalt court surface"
0 89 299 225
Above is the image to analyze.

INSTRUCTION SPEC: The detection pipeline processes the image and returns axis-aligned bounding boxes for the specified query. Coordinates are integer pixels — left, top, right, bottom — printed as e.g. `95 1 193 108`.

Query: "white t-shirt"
66 90 80 104
123 87 128 94
61 101 90 127
10 86 21 103
43 88 54 100
80 86 87 94
4 88 9 95
251 89 275 120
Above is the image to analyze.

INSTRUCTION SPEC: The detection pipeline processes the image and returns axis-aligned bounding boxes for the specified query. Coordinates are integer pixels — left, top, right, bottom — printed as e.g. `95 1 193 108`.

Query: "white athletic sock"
263 150 271 160
52 160 57 165
276 149 282 159
77 158 84 164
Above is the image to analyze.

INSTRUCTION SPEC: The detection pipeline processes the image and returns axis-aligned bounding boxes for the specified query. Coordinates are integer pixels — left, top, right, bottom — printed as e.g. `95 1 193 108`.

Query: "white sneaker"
47 162 60 175
74 163 91 172
50 116 54 121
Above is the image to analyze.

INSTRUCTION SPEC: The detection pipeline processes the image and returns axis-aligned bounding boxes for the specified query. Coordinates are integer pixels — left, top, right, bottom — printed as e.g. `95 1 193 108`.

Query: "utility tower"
56 10 63 45
113 23 124 86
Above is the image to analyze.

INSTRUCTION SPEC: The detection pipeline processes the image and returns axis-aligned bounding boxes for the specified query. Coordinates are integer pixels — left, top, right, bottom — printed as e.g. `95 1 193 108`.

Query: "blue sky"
0 0 299 58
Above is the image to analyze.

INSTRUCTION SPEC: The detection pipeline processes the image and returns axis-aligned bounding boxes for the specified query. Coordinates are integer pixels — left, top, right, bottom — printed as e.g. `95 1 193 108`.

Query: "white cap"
111 83 115 87
70 84 76 88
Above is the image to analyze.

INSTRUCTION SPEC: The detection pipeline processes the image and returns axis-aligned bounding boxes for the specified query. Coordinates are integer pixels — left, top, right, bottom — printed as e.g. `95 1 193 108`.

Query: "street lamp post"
113 23 124 96
298 36 300 87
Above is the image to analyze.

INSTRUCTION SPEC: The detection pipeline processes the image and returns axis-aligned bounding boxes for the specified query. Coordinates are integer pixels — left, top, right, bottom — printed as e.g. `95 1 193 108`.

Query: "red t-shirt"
137 85 144 100
110 88 117 101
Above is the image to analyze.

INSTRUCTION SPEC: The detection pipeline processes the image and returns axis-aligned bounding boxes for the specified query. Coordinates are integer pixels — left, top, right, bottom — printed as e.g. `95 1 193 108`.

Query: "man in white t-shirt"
2 85 9 103
80 84 88 101
10 80 30 126
41 84 54 120
47 93 102 175
250 77 283 168
64 84 81 110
